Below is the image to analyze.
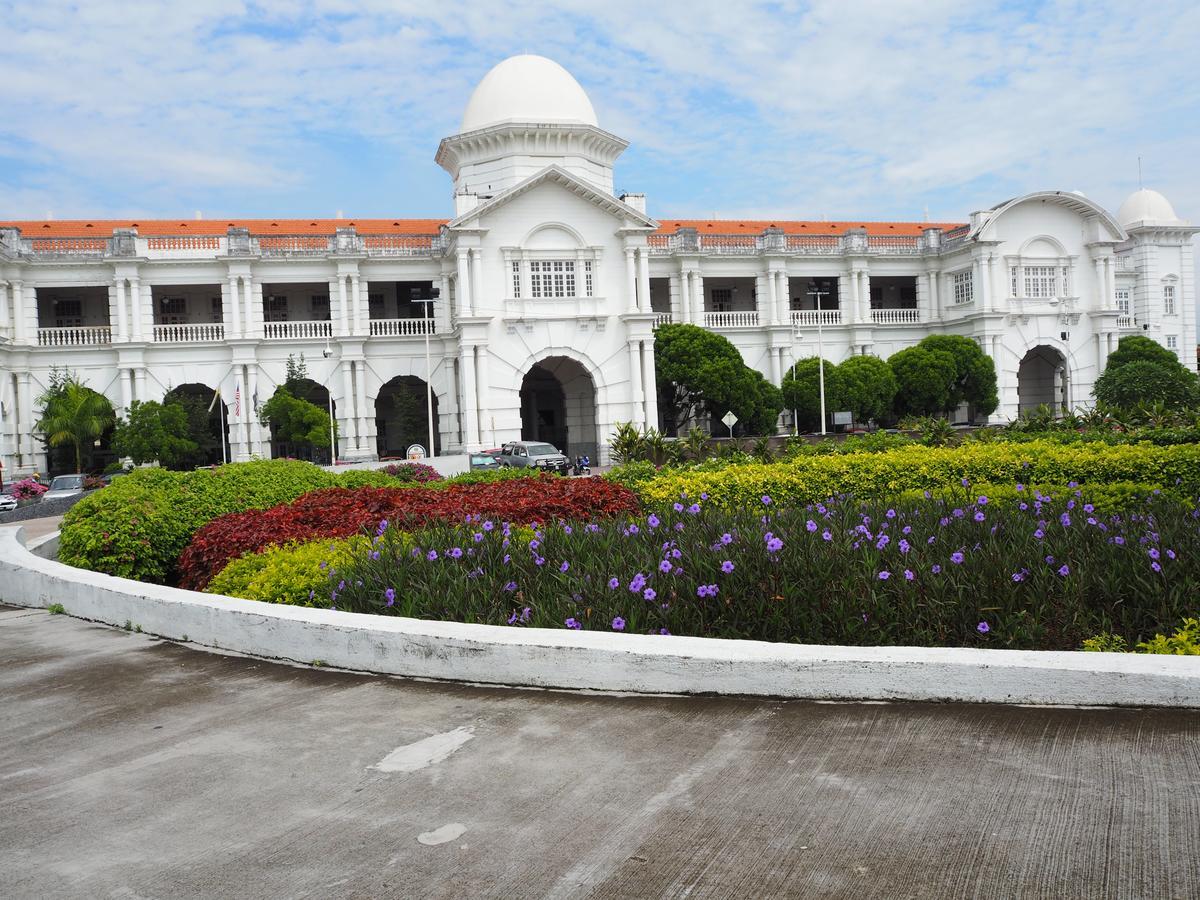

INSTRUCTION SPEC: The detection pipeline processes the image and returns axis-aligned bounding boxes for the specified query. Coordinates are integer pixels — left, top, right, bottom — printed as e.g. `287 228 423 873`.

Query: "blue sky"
1 0 1198 227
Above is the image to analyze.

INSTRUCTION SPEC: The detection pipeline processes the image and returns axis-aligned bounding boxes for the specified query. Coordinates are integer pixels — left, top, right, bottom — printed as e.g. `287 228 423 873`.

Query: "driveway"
2 606 1197 899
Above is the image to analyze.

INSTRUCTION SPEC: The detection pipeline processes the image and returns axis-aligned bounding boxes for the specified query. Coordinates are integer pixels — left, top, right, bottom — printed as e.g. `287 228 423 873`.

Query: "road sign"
833 411 853 426
406 444 427 460
721 411 738 436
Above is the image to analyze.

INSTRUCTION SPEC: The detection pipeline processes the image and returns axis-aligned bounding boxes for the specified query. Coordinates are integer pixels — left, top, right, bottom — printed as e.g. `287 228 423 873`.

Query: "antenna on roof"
45 211 54 221
923 204 930 222
336 209 344 219
1137 156 1143 190
194 210 203 220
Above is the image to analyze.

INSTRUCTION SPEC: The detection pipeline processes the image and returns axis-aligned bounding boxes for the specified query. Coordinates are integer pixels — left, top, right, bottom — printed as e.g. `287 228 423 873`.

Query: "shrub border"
3 526 1198 708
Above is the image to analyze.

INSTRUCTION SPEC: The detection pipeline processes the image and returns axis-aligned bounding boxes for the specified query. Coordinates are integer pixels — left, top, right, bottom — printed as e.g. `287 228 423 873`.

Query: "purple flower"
977 496 988 506
961 477 970 488
659 559 673 574
720 532 734 545
878 570 891 580
1167 549 1176 560
885 508 896 519
503 581 517 592
503 554 511 564
932 565 942 574
611 617 626 632
449 547 463 559
629 573 647 592
560 561 570 573
973 511 985 522
977 621 990 634
1057 564 1070 577
628 524 640 535
384 587 395 606
483 520 494 531
806 520 818 532
950 552 964 565
521 607 531 622
659 628 671 636
647 514 660 528
1151 561 1162 573
765 536 784 553
529 539 540 550
643 588 657 601
899 539 911 554
1148 548 1161 560
1113 536 1126 545
563 525 573 535
1012 572 1024 582
473 532 484 543
822 530 833 541
721 560 735 574
534 556 546 567
1034 529 1045 540
608 577 620 590
688 503 701 515
507 610 519 625
565 617 582 630
761 495 772 505
370 550 380 560
673 502 684 512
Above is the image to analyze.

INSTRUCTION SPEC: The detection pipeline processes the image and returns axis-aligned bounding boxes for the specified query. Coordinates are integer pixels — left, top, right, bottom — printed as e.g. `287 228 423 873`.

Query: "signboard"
406 444 427 460
720 411 738 436
832 411 853 426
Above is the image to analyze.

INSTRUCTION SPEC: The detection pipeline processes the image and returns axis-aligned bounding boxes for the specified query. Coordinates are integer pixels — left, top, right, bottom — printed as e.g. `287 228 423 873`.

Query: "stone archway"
266 378 336 464
163 383 229 467
376 375 440 458
519 356 597 460
1017 346 1068 415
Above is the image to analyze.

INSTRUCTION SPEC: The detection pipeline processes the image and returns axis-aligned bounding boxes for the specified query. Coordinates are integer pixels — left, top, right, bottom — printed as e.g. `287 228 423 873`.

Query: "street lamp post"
322 341 337 465
807 286 831 435
412 286 440 457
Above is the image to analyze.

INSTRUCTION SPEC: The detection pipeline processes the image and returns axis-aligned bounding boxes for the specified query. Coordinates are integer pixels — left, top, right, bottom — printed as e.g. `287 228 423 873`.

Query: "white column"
1097 333 1108 374
860 270 871 321
624 249 637 313
668 273 682 323
680 271 692 324
456 251 472 317
117 367 131 416
475 347 490 447
355 360 370 452
848 269 860 324
641 339 657 430
459 345 480 449
1104 256 1115 311
10 280 24 343
637 247 652 313
470 249 483 317
519 255 531 301
768 347 781 385
628 341 644 426
692 268 704 324
930 270 942 321
0 281 8 334
248 364 265 457
351 274 363 336
242 272 254 337
228 275 241 338
17 372 34 468
131 278 145 341
991 336 1003 416
340 359 357 455
134 367 147 405
765 268 778 326
776 270 789 324
437 272 452 332
114 278 128 341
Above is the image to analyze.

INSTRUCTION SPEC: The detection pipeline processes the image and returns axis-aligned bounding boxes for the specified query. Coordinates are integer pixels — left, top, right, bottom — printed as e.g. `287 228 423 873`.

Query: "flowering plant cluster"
381 462 443 484
7 478 48 501
309 486 1200 650
178 475 639 589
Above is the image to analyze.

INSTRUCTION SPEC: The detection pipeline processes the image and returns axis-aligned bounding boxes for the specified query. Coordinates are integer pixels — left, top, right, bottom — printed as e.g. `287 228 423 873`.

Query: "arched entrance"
265 377 336 464
376 376 440 458
163 383 229 467
1017 346 1068 415
520 357 597 459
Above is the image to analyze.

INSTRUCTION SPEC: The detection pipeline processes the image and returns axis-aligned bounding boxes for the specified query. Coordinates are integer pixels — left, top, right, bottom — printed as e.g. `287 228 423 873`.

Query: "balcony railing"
785 235 840 254
703 310 760 329
791 309 842 326
652 312 674 329
361 234 440 256
24 238 108 256
649 231 936 256
1117 314 1136 329
369 317 435 337
153 322 225 343
870 308 920 324
37 326 112 346
257 235 334 256
264 320 333 339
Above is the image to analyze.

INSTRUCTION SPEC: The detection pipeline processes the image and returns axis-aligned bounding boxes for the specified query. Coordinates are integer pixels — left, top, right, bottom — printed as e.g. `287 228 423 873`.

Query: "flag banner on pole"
207 387 221 414
234 383 241 417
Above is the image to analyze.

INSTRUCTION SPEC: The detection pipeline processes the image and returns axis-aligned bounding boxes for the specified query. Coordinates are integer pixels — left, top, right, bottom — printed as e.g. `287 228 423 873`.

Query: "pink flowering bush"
8 479 48 501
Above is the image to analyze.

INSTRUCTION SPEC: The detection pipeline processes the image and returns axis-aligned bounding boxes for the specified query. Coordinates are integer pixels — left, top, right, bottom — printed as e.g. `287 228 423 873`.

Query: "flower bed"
612 441 1200 507
205 485 1200 651
179 475 640 590
7 479 48 501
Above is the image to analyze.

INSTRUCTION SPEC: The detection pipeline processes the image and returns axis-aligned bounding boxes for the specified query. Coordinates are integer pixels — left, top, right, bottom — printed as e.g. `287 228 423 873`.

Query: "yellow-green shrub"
206 536 366 606
633 441 1200 508
895 482 1175 512
1136 618 1200 655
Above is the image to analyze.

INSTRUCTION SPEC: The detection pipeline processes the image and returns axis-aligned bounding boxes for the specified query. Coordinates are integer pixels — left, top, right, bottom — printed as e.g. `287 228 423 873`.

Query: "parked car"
469 452 500 471
0 494 17 512
496 441 571 474
42 473 87 501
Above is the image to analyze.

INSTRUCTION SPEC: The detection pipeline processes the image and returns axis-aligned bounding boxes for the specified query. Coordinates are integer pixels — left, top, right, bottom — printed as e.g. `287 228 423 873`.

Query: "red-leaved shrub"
177 475 639 590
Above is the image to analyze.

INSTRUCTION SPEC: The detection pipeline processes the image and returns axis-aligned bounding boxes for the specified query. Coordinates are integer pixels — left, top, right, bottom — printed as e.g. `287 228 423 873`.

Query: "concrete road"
2 606 1198 899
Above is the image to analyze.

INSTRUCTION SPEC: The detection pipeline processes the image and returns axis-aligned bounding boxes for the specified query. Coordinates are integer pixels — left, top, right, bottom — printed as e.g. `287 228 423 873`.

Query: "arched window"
1007 236 1072 301
504 223 601 300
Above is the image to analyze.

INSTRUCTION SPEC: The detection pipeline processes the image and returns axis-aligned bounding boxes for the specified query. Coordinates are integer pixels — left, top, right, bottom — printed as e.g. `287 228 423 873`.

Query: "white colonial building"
1 54 1197 476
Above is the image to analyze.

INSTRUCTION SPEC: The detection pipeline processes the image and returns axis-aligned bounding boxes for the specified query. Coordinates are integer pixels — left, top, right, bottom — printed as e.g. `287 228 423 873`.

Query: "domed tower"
1115 188 1198 370
435 55 628 213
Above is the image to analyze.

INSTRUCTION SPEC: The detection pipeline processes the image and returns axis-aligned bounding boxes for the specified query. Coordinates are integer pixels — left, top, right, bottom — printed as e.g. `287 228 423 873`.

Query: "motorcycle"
572 455 591 477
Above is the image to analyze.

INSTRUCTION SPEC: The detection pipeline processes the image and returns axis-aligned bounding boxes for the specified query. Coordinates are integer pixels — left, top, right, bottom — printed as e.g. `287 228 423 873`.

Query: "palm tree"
36 381 115 473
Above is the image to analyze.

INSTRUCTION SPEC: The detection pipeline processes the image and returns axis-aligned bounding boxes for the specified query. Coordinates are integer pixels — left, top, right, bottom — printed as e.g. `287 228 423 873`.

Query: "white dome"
1117 188 1183 226
459 55 598 133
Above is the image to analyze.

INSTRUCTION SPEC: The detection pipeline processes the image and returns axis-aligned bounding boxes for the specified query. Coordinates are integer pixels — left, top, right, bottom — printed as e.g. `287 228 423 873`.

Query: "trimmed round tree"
1094 359 1200 411
888 347 958 417
655 323 771 433
916 334 998 417
781 357 842 432
1104 335 1183 372
836 355 898 425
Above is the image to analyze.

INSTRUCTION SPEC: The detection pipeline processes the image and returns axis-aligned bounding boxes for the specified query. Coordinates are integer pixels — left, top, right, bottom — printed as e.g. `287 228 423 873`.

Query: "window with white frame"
1167 335 1178 351
210 297 223 322
1164 284 1177 315
53 297 83 327
265 295 289 322
1023 265 1057 298
584 261 593 297
710 288 733 311
952 270 973 304
511 261 520 298
1115 288 1130 315
158 296 186 324
529 260 576 298
310 294 331 320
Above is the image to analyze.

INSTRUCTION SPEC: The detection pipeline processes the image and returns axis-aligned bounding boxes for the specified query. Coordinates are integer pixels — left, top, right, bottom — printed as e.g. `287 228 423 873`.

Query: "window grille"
265 295 289 322
711 288 733 311
529 260 576 298
1167 335 1178 350
584 261 593 297
310 294 331 320
1023 266 1057 298
1115 289 1130 315
952 271 973 304
512 261 521 298
1164 285 1176 315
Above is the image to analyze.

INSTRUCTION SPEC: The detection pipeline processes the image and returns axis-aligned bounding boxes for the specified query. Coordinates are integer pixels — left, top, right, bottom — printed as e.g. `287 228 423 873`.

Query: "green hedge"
206 536 366 606
622 441 1200 508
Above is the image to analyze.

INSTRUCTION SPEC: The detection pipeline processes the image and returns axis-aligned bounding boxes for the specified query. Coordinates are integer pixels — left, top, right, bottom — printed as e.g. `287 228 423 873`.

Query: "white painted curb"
3 526 1198 707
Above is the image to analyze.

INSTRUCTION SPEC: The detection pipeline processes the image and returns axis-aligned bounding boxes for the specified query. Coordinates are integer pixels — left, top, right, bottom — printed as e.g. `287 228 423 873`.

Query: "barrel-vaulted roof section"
0 218 448 237
975 191 1126 242
653 219 963 236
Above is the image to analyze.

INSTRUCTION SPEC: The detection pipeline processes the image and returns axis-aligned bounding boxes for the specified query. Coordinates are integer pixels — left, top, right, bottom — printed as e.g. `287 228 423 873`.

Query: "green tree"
836 355 898 424
1104 335 1182 372
1093 360 1200 411
654 324 758 432
737 371 785 435
175 394 223 467
888 347 958 417
112 400 199 468
35 373 116 473
260 386 334 450
781 357 842 432
916 334 998 416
